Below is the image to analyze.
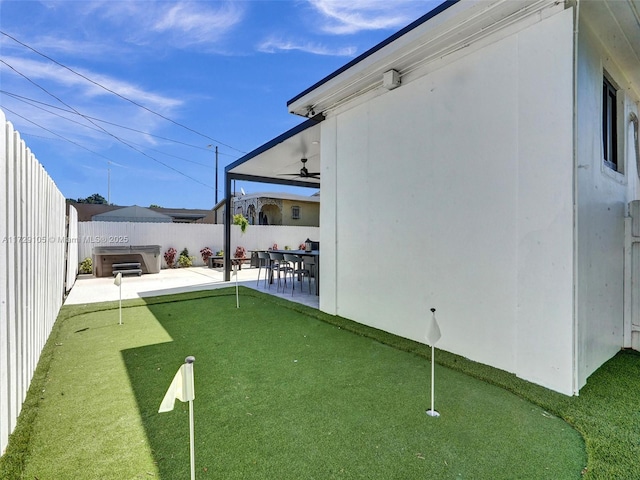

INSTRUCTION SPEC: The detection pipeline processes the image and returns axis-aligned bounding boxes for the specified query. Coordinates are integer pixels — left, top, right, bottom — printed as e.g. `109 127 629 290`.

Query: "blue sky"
1 0 442 209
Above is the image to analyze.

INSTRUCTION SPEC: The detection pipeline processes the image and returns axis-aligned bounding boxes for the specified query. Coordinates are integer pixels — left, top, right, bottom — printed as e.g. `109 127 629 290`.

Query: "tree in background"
76 193 107 204
149 204 162 208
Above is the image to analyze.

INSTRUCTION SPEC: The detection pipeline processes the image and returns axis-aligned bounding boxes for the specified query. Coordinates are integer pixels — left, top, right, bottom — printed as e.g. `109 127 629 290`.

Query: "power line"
1 29 246 154
0 59 213 190
0 90 241 159
4 103 214 190
4 105 221 184
1 104 120 164
3 90 215 168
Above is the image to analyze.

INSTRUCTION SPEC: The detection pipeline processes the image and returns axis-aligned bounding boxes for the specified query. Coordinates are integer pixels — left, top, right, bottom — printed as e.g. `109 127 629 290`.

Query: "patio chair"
283 253 310 295
268 251 288 291
256 251 272 288
301 255 317 295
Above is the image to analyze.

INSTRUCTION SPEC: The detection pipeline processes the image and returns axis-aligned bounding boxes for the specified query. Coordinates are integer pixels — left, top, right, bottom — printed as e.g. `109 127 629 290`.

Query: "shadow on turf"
121 288 273 479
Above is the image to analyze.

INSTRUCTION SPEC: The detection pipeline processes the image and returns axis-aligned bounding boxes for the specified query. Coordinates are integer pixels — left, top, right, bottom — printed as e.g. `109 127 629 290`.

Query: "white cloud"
23 1 246 53
307 0 438 34
151 1 245 47
257 36 357 56
1 34 117 59
1 56 181 112
0 55 183 147
93 0 246 48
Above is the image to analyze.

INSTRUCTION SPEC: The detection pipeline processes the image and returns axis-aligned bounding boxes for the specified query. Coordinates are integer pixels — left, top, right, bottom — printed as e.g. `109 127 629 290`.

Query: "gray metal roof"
92 205 173 223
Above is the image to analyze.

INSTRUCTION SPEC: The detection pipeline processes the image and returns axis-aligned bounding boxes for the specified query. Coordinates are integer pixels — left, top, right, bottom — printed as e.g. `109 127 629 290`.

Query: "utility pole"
107 161 111 204
207 145 219 222
215 146 219 206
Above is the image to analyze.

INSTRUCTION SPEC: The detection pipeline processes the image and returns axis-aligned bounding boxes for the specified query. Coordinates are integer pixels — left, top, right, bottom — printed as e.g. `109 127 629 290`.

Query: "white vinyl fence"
1 109 70 455
66 205 78 292
78 222 320 267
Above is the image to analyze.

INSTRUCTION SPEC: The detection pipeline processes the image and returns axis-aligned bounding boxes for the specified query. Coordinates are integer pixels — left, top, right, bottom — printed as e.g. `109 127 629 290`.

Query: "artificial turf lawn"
1 288 586 479
5 291 640 479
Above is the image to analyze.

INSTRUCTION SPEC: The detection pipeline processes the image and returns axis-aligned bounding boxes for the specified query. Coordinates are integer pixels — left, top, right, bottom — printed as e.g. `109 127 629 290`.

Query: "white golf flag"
425 310 442 346
158 362 195 413
114 272 122 286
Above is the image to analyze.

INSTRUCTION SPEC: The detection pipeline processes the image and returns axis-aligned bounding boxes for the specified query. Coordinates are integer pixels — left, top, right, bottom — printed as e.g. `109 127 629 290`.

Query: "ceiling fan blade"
275 158 320 179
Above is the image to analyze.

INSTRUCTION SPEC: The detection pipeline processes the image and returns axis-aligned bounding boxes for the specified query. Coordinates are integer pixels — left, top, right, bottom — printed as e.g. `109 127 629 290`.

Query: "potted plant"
233 213 249 233
178 248 195 268
234 246 247 269
164 247 177 268
79 257 93 275
200 247 213 265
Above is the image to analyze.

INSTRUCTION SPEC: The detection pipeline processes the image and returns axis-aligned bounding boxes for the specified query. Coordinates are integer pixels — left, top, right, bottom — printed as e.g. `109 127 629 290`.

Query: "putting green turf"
12 289 585 479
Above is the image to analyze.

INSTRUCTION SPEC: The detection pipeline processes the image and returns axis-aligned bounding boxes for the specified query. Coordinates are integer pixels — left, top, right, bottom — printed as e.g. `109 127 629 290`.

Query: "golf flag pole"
158 356 196 480
188 358 195 480
114 272 122 325
425 307 442 418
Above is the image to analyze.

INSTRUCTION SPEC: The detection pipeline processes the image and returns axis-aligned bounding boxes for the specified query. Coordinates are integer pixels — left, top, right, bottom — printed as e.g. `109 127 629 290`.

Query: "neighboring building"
92 205 172 223
237 192 319 226
151 207 209 223
228 0 640 395
211 199 225 225
68 201 212 223
212 192 320 226
66 201 119 221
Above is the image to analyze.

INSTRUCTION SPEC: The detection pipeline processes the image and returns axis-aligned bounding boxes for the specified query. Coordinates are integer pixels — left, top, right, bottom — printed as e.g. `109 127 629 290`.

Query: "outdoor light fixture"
383 69 401 90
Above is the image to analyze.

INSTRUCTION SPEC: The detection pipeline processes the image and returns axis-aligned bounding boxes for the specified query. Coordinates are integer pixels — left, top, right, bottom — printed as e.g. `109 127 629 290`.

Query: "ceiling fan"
280 158 320 179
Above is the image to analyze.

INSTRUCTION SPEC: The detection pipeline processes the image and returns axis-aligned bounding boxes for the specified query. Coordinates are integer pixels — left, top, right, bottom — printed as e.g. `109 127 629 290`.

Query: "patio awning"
225 116 322 188
222 116 322 280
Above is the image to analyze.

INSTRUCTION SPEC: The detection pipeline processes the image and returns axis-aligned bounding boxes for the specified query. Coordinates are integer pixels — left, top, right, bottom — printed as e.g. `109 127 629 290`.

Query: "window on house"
603 75 619 172
291 206 300 220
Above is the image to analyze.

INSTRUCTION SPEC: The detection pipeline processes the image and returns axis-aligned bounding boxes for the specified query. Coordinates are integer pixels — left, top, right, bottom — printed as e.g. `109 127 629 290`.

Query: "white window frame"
602 72 625 179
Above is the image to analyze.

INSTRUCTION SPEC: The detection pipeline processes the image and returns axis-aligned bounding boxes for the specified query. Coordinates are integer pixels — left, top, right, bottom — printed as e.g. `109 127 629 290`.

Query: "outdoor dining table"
273 250 320 296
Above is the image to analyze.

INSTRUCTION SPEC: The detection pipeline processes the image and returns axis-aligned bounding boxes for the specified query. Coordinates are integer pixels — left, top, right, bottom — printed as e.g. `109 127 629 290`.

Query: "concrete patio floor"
64 265 320 309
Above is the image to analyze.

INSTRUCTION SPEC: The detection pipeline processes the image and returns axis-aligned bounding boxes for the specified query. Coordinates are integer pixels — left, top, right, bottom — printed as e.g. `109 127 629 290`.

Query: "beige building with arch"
213 192 319 227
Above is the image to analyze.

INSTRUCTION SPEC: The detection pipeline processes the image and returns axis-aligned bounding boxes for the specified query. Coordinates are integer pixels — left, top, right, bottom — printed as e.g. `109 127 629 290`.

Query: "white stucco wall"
320 9 576 394
575 19 640 389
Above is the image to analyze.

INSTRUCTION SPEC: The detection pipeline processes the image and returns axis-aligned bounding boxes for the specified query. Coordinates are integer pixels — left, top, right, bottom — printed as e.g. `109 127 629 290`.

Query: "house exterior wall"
575 18 640 389
320 8 576 394
281 199 319 227
258 202 282 225
232 196 319 226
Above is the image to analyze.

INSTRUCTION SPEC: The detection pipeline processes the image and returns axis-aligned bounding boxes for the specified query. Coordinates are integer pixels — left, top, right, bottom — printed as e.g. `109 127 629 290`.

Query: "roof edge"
286 0 460 109
226 115 324 174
